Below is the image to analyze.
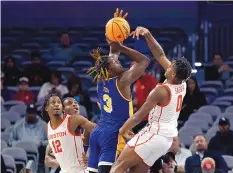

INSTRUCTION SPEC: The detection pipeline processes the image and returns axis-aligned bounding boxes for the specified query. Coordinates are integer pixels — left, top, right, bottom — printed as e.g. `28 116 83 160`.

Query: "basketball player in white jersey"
44 94 95 173
45 97 89 168
110 26 192 173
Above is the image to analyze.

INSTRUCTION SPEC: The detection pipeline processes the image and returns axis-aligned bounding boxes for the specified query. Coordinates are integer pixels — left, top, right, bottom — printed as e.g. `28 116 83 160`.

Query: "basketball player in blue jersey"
86 9 150 173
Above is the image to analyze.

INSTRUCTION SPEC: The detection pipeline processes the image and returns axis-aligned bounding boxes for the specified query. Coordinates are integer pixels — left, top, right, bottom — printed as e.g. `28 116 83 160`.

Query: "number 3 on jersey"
52 140 62 153
176 95 183 112
103 94 113 113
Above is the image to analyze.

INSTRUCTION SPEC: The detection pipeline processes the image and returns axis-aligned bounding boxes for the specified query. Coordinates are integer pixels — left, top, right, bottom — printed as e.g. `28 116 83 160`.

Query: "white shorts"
127 130 173 167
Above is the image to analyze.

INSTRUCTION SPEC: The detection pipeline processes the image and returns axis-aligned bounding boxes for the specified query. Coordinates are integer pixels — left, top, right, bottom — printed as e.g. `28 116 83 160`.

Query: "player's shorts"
127 128 173 167
87 124 122 172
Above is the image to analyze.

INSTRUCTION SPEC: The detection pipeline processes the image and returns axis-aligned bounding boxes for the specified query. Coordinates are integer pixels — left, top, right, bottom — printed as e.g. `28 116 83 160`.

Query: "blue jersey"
88 77 134 170
97 77 133 126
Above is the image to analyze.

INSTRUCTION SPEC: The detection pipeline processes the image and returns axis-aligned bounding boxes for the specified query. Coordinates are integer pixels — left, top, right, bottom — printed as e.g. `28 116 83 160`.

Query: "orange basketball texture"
106 17 130 42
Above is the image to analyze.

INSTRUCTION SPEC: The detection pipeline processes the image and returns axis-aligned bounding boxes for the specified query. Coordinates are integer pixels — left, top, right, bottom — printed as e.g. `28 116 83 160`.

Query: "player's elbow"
141 57 150 68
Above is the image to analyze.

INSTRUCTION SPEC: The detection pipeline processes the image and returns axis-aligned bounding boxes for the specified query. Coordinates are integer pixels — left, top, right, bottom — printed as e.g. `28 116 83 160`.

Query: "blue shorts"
87 124 119 172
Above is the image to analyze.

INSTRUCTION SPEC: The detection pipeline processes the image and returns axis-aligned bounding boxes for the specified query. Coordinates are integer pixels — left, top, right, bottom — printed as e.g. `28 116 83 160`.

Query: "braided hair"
87 48 109 83
41 93 63 123
173 57 192 82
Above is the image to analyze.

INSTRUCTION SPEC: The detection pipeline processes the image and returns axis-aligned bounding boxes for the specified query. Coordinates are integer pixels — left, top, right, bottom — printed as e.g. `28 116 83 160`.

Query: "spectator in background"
205 53 230 81
208 117 233 156
185 135 228 173
9 104 48 164
1 71 9 101
179 77 206 124
169 136 192 173
24 51 50 86
14 77 35 105
3 56 22 86
51 32 79 64
63 76 92 119
132 62 158 133
37 70 68 102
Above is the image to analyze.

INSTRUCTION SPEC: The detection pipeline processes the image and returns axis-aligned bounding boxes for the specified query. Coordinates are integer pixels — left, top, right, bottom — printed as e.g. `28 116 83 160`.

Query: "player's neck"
167 79 182 85
50 115 63 129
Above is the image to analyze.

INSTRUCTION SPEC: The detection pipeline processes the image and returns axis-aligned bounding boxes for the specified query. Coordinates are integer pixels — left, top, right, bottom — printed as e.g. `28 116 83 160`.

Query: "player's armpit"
119 86 169 135
70 115 96 133
143 31 171 70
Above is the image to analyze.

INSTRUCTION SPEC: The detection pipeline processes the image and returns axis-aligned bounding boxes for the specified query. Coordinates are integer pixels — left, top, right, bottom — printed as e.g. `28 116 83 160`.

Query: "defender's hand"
130 26 150 40
114 8 128 19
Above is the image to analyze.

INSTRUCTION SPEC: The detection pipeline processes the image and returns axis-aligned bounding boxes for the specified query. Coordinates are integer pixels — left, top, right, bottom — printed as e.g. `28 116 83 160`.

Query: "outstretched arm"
119 86 170 135
70 115 96 133
132 27 171 70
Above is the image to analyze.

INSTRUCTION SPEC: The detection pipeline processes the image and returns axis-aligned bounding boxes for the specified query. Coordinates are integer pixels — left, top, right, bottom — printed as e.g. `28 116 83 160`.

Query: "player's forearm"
119 45 150 65
45 156 60 168
144 32 170 69
120 115 141 134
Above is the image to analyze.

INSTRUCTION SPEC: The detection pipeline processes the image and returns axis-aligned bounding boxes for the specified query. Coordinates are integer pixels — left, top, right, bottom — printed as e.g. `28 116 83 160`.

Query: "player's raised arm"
44 144 60 168
119 86 170 135
69 115 96 133
131 26 171 70
107 40 150 86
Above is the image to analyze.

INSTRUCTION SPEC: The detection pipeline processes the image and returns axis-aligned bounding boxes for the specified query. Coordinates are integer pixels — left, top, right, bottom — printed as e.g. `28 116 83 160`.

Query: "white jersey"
148 81 186 137
47 115 87 173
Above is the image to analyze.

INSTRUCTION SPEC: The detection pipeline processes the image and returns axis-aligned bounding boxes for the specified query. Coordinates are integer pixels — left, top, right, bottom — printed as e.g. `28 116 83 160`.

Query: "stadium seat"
225 106 233 113
9 104 27 117
1 140 8 151
198 105 221 117
200 88 218 103
72 61 93 68
223 155 233 170
223 88 233 96
2 154 16 173
188 112 213 125
1 132 11 143
46 61 66 69
201 81 223 91
2 112 21 124
179 135 193 148
215 96 233 104
2 147 28 172
1 118 11 132
184 119 209 132
88 87 97 98
13 141 39 172
179 126 203 137
212 101 232 112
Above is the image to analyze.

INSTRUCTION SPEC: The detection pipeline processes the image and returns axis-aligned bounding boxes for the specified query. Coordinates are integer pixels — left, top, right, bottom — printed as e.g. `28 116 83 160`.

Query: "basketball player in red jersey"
111 27 192 173
44 94 95 173
45 97 89 169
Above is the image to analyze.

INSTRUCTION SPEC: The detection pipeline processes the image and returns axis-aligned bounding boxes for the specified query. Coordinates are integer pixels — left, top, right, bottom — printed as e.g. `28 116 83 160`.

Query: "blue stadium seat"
72 61 92 68
2 154 16 173
46 61 66 69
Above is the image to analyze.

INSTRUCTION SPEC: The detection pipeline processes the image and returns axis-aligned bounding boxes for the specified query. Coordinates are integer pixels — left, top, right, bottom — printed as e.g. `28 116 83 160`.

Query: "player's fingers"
129 31 135 37
119 9 123 17
123 12 128 19
114 8 119 17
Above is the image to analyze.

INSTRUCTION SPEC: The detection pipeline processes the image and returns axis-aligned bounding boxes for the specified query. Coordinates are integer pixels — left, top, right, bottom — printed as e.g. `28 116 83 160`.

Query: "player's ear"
172 72 176 77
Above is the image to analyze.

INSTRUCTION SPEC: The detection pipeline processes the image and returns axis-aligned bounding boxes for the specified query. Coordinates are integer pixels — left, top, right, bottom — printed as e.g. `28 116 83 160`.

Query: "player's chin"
53 110 62 116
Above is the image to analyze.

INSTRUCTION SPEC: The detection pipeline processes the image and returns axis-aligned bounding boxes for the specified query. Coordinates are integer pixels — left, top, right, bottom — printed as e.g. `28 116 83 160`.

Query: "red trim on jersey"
67 116 81 136
73 136 86 173
127 143 150 167
156 84 172 107
156 107 163 134
49 114 67 130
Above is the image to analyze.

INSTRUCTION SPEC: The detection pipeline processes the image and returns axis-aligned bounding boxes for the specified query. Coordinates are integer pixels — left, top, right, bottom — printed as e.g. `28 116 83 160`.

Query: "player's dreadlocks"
87 48 109 83
173 57 192 82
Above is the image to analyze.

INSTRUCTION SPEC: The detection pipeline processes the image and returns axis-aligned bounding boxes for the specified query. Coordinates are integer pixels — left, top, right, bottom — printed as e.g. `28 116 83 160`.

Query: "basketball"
106 17 130 42
201 157 216 172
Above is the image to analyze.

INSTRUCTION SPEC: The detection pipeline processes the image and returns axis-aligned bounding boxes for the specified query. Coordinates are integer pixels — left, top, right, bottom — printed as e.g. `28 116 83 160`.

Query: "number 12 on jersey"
52 140 63 153
176 95 183 112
